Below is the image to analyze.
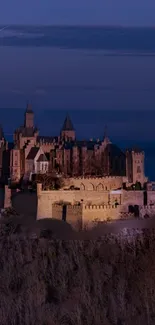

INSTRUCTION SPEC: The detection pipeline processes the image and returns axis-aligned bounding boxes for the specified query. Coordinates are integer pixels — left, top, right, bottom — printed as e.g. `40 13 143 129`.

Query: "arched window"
80 183 85 191
97 183 103 191
88 183 94 191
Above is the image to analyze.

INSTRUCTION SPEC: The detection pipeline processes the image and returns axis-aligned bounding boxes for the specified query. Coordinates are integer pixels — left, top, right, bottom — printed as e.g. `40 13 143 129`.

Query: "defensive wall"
52 203 121 230
36 183 145 229
63 176 127 191
147 191 155 205
4 180 155 230
52 204 83 230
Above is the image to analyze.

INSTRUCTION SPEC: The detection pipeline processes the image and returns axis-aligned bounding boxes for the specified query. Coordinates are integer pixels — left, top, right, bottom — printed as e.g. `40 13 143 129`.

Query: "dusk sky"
1 0 155 26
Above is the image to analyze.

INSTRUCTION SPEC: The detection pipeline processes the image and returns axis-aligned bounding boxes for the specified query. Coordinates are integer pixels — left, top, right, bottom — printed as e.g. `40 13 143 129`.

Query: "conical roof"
103 125 111 145
26 102 33 113
62 114 74 131
0 125 4 140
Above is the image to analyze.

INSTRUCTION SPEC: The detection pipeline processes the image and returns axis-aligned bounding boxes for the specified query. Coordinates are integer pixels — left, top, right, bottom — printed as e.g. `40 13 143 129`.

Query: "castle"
5 103 147 184
1 104 155 230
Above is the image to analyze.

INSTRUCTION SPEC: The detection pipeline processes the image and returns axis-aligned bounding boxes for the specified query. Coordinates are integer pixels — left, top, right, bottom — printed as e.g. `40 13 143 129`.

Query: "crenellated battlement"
38 141 54 146
67 205 82 210
83 204 119 210
70 176 123 180
52 203 82 211
132 151 144 156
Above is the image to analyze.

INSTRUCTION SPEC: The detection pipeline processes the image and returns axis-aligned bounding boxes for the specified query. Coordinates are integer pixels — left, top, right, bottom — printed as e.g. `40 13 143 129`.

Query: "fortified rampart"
38 141 55 153
36 182 147 229
63 176 127 191
52 202 120 230
52 204 82 230
4 185 12 209
82 204 120 228
147 191 155 205
4 179 155 230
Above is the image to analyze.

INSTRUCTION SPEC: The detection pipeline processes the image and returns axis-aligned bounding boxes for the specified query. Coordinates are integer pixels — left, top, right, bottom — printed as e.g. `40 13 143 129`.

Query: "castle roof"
0 125 4 140
26 103 33 113
62 114 74 131
15 126 38 137
126 147 143 153
63 139 102 150
104 143 126 157
37 154 48 162
37 136 58 143
26 147 39 160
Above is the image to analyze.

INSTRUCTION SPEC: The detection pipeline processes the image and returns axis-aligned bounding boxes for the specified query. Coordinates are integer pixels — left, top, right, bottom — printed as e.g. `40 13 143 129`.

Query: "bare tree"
35 172 64 190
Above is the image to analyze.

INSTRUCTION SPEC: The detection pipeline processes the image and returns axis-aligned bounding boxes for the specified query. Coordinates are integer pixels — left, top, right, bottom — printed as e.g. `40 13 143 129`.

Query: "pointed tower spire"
61 114 75 141
24 101 34 128
0 124 4 140
26 100 33 113
103 125 111 145
62 113 74 131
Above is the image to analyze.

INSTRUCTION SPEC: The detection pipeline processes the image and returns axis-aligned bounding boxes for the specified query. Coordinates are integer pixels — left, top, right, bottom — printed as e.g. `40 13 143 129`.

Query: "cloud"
11 89 24 94
34 89 47 95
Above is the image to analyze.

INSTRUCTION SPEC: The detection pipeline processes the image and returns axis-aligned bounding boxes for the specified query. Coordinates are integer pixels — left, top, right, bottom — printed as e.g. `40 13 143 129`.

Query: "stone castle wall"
63 176 126 191
52 202 120 230
37 177 149 226
37 183 145 229
147 191 155 205
65 205 82 230
37 184 121 220
82 204 121 228
4 185 12 209
39 142 55 153
52 204 82 230
121 190 144 212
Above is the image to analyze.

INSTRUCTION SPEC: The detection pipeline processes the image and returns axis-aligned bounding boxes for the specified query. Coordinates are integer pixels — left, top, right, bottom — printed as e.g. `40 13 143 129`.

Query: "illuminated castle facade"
6 104 147 186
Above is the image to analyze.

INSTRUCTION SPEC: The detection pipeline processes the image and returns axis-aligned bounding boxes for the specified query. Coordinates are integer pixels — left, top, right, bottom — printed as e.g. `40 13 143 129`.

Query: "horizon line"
0 24 155 29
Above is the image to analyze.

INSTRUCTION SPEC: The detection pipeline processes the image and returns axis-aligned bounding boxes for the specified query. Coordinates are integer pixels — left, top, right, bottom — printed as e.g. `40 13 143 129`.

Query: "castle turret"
103 125 111 146
126 148 147 186
0 125 5 179
0 125 4 141
60 114 75 141
24 103 34 129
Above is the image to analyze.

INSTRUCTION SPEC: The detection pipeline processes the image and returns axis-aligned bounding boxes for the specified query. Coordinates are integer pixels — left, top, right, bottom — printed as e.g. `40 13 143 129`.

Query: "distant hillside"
0 217 155 325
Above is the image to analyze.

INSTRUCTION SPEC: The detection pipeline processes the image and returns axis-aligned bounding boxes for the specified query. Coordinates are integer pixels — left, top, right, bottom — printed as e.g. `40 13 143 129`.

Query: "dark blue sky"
1 0 155 26
0 43 155 142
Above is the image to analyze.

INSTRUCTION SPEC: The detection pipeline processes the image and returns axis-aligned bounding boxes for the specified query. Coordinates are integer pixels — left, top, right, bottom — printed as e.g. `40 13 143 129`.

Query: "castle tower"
0 125 5 179
60 114 75 141
24 103 34 129
10 146 21 182
0 125 4 141
103 125 111 146
126 149 146 185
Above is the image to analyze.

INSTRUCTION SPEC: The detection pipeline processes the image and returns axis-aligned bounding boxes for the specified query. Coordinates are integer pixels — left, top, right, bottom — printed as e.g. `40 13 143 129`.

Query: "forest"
0 215 155 325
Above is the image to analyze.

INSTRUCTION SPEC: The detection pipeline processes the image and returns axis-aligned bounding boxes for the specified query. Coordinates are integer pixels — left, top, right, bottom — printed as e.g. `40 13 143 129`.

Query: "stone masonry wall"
63 176 124 191
36 183 146 229
147 191 155 205
4 185 12 209
66 205 82 230
52 203 119 230
52 204 82 230
82 204 121 228
121 190 144 212
52 204 63 221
